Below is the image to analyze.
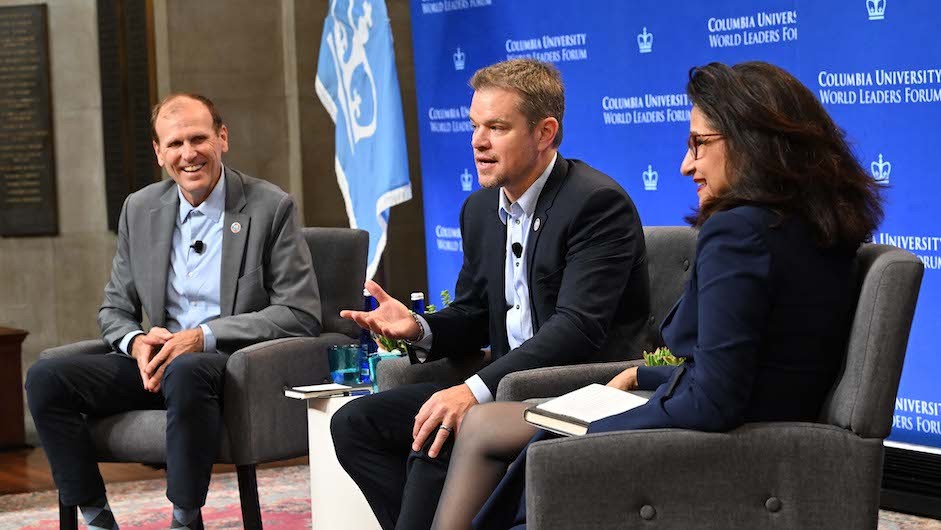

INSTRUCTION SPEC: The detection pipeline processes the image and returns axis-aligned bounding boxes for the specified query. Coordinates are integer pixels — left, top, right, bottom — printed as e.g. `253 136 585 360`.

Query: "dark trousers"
25 352 228 508
331 382 454 530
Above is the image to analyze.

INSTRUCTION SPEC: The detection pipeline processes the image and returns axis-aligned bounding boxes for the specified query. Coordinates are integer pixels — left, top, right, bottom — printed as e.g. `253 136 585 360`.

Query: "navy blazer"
591 205 856 433
419 154 650 395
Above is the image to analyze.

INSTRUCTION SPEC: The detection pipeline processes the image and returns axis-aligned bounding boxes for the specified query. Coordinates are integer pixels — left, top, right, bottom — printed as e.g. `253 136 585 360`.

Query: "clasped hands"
130 326 204 392
340 280 479 458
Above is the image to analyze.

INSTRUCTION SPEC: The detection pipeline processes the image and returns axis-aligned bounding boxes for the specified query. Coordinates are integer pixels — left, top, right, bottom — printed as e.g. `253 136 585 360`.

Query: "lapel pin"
533 217 541 232
230 221 242 234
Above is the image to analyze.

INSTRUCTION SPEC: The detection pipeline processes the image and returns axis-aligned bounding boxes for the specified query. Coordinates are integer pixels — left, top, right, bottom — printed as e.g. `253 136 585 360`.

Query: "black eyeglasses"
687 133 724 160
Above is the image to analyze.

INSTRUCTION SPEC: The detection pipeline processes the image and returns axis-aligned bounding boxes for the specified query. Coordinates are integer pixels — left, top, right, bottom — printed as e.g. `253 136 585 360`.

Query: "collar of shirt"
177 165 226 224
498 152 557 225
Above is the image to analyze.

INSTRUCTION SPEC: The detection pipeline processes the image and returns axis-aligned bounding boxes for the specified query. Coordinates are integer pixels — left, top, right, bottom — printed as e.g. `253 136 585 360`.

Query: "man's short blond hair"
470 59 564 148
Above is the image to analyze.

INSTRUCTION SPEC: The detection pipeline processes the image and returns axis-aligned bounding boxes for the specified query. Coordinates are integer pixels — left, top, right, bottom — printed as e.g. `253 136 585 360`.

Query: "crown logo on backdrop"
870 154 891 183
453 47 466 71
867 0 886 20
643 164 658 191
325 0 378 152
637 27 653 53
460 168 473 191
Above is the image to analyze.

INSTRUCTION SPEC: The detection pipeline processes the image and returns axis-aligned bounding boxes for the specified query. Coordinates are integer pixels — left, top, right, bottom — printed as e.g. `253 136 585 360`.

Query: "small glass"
328 344 362 386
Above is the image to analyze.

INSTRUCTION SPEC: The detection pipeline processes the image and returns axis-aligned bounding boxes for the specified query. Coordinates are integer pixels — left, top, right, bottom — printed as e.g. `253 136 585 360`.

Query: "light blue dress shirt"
119 168 226 355
415 154 557 403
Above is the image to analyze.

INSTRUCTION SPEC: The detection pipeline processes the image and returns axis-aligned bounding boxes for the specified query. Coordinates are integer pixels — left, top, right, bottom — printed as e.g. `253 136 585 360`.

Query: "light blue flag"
316 0 412 279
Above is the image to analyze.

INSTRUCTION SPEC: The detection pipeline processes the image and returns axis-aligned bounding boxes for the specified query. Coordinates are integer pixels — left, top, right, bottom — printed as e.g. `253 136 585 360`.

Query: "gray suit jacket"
98 167 321 354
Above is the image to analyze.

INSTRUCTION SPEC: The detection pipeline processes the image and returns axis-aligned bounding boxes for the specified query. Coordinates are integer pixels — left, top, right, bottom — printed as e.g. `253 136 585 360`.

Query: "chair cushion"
88 410 234 464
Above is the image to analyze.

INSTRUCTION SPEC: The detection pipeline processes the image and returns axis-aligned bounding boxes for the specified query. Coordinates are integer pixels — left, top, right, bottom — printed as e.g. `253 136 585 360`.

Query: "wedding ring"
438 424 453 434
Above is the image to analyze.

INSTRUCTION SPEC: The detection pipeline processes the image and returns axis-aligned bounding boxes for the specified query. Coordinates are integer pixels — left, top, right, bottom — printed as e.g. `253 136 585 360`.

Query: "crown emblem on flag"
643 164 658 191
325 0 378 152
871 154 891 183
637 27 653 53
453 47 466 71
867 0 886 20
460 168 473 191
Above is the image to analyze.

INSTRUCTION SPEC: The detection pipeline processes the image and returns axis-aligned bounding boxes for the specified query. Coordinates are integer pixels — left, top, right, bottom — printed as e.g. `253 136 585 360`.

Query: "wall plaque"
0 4 57 236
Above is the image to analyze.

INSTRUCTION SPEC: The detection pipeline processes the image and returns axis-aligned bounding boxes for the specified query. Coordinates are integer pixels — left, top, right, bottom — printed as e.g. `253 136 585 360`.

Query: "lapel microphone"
512 242 523 259
190 240 205 254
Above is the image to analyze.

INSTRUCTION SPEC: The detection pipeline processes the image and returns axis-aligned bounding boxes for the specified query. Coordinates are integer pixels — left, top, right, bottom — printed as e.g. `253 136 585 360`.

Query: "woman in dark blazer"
429 61 886 530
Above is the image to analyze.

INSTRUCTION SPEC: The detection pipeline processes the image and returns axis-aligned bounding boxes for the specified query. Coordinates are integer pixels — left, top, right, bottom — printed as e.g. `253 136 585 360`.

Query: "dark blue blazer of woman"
475 205 858 529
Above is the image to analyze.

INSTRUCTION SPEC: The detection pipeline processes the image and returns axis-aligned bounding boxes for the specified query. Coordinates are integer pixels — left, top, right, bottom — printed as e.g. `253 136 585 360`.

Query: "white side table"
303 391 382 530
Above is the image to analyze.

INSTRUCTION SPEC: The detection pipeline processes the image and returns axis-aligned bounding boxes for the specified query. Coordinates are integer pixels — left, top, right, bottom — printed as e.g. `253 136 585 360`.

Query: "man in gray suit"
25 93 320 530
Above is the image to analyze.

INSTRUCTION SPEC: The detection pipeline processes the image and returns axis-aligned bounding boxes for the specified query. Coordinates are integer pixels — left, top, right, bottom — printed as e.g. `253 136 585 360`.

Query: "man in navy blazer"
333 59 649 530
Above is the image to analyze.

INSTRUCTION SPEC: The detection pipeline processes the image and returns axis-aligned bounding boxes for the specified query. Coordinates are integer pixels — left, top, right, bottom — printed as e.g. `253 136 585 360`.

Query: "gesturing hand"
143 327 205 392
339 280 421 341
412 384 479 458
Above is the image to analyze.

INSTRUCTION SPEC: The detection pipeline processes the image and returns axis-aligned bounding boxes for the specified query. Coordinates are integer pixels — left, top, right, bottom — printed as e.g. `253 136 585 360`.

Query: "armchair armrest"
40 339 112 360
376 351 489 392
496 360 645 401
222 333 347 464
526 422 884 530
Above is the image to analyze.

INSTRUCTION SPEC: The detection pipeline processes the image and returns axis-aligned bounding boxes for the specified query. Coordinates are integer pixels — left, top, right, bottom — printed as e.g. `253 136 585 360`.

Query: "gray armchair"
506 243 924 530
49 227 367 530
377 226 699 394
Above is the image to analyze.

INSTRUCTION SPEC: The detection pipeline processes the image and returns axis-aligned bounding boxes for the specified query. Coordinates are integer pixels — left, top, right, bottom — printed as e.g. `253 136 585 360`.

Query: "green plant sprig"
643 346 685 366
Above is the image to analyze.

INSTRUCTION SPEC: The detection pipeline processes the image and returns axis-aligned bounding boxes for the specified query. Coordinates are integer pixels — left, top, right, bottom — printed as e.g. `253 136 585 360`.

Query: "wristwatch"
405 310 425 344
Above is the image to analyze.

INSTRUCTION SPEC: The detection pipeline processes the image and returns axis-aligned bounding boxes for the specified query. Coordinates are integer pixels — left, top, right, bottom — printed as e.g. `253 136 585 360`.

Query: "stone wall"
0 0 113 374
0 0 113 442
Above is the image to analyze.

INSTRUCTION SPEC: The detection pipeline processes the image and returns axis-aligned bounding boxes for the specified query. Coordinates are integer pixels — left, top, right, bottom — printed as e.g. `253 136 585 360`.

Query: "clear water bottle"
411 292 425 315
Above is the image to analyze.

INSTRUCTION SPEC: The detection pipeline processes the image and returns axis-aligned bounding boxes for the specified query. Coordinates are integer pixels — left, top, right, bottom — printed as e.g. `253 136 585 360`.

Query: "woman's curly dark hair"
686 61 884 249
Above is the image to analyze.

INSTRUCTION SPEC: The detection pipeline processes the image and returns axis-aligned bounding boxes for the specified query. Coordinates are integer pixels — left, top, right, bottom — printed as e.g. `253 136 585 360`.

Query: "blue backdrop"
409 0 941 448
